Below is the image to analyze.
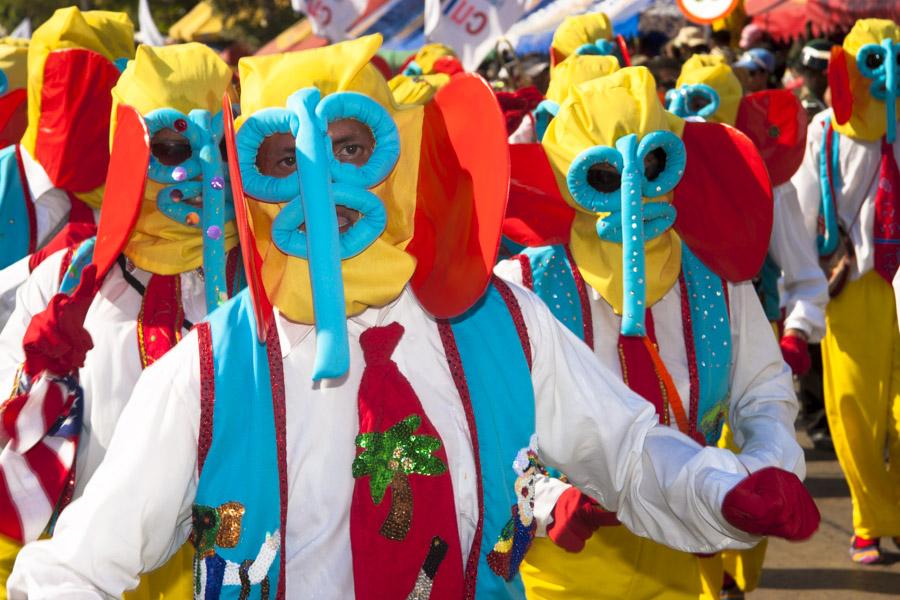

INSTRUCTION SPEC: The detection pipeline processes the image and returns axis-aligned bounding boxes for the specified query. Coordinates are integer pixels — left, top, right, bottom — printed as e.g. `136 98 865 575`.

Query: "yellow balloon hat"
551 12 613 65
545 54 619 104
833 18 900 141
113 43 237 275
676 53 742 126
236 34 423 323
543 67 684 313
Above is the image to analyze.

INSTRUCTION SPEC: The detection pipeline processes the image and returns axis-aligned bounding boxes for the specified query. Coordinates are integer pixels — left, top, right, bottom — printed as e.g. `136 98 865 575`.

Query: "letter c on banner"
467 11 487 35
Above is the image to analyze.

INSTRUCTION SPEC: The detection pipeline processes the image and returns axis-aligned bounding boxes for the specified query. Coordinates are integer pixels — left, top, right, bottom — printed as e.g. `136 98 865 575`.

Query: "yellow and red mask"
667 54 741 125
829 18 900 142
390 43 464 105
224 35 509 379
21 7 135 208
550 12 630 68
505 67 772 331
0 38 28 148
90 43 237 312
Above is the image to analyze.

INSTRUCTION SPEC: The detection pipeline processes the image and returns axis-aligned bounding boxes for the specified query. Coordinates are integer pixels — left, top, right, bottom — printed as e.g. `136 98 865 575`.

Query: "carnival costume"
0 43 238 598
389 43 464 106
495 67 810 599
792 17 900 563
0 38 28 150
8 36 818 599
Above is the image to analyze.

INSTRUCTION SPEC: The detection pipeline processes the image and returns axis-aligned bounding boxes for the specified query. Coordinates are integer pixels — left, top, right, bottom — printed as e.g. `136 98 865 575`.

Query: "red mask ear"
408 74 510 318
550 47 566 68
92 104 149 281
503 143 573 247
829 45 853 125
615 35 632 66
0 89 26 149
735 89 808 186
673 121 773 282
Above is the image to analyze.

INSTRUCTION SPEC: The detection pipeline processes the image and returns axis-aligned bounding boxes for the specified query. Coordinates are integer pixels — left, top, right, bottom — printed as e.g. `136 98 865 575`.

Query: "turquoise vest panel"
521 245 587 342
0 145 30 269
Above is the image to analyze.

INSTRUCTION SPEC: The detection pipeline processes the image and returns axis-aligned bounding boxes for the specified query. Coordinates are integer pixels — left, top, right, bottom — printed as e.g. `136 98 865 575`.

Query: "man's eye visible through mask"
328 118 375 167
644 148 667 181
151 128 192 166
587 162 621 193
257 132 297 178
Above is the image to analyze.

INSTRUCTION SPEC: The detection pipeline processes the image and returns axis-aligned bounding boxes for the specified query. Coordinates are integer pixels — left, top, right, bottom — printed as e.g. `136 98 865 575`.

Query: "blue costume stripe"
197 291 282 599
522 245 586 342
449 284 535 599
0 145 31 269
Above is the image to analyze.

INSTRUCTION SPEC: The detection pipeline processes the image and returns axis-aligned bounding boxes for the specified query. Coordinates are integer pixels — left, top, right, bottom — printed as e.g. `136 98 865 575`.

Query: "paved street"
754 433 900 599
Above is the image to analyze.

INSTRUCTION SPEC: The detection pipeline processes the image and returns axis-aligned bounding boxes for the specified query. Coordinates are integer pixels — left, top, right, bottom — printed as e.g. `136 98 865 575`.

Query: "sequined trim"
564 246 594 350
197 322 215 473
492 276 533 371
14 145 36 254
679 274 701 443
226 246 240 297
265 321 288 600
515 254 534 290
437 320 482 600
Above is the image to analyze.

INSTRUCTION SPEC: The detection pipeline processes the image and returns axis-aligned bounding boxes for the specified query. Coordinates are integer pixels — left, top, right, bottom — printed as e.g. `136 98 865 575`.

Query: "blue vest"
0 145 31 269
196 283 537 599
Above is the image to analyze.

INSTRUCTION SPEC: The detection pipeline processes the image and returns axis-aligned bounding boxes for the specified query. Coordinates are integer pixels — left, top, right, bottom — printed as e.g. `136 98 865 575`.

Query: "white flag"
9 18 31 40
295 0 370 41
425 0 529 71
137 0 166 46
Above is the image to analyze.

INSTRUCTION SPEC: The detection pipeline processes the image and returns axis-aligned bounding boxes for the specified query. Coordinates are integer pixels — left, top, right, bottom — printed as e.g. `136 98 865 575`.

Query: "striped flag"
0 373 82 543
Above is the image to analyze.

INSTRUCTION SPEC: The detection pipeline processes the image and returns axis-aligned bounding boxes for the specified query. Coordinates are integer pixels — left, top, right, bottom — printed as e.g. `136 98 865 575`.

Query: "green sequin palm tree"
352 414 447 540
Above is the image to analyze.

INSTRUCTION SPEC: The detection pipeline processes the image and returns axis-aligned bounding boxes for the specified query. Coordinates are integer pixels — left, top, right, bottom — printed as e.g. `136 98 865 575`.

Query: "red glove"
780 333 811 376
722 467 820 541
547 487 620 552
22 264 97 377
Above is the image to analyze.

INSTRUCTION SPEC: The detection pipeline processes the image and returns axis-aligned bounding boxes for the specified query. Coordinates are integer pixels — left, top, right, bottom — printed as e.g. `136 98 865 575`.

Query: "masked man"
0 8 135 325
495 67 809 599
8 36 817 599
0 38 28 150
0 43 239 597
792 18 900 564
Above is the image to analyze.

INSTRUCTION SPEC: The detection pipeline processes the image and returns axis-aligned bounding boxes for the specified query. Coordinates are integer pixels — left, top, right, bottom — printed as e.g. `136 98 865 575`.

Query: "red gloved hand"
722 467 820 541
547 487 620 552
780 332 811 376
22 264 97 377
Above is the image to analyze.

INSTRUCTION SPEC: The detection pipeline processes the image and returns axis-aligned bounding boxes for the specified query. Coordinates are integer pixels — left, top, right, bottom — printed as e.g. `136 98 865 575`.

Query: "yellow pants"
822 271 900 539
0 534 193 599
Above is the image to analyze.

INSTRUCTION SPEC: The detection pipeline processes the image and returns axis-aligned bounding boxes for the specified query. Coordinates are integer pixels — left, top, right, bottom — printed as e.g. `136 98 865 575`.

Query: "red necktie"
874 137 900 282
350 322 464 599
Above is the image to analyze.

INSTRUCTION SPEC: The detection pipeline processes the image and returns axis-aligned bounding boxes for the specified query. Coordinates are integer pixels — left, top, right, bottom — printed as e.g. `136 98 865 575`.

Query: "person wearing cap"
793 39 836 121
0 8 135 327
792 18 900 565
734 48 775 93
494 66 814 599
8 36 818 599
0 42 240 597
672 26 710 62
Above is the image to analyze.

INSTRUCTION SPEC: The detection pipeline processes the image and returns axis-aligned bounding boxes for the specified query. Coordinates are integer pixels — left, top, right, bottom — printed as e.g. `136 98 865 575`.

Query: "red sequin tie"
874 137 900 283
350 322 464 599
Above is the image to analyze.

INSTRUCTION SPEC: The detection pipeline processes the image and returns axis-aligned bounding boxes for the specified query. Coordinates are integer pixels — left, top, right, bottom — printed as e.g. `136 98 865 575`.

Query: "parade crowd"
0 5 896 600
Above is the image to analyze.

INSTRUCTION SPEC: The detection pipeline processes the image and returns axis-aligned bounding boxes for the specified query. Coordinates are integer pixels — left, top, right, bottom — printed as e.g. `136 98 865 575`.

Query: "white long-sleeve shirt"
8 282 768 599
792 110 900 281
0 249 209 503
770 181 828 341
494 259 805 528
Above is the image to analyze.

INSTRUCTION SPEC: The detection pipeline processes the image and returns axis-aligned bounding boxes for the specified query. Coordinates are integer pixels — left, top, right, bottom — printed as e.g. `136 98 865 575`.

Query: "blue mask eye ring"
667 84 720 120
575 39 615 57
636 130 686 198
144 108 204 183
236 108 301 203
315 91 401 189
534 100 559 142
855 39 899 143
566 145 624 213
270 184 387 261
857 44 888 97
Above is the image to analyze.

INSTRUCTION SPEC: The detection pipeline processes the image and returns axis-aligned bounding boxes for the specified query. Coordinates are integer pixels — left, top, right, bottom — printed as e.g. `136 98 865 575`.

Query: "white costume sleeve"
7 333 201 599
791 113 827 242
513 283 762 553
725 281 805 477
0 256 32 330
768 182 828 341
508 114 537 144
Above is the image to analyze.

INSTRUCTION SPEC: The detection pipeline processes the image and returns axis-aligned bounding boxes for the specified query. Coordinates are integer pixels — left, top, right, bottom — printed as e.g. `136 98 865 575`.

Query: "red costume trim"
265 322 288 600
515 254 533 291
196 322 215 473
492 276 533 371
136 275 185 368
564 246 594 350
678 275 702 443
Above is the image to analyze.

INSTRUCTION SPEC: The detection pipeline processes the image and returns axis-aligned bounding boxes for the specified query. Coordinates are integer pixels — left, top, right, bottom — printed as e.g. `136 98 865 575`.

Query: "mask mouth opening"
296 204 362 234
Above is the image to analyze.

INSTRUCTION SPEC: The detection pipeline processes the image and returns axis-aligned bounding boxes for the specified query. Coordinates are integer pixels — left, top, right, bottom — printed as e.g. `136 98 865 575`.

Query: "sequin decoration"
197 323 215 472
524 245 588 343
353 414 448 541
192 501 245 557
406 536 449 600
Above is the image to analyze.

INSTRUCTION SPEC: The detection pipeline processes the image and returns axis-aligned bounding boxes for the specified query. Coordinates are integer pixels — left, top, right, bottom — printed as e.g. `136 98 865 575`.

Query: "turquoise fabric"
449 283 534 599
754 253 782 323
195 290 282 599
817 120 841 256
0 145 30 269
521 245 586 341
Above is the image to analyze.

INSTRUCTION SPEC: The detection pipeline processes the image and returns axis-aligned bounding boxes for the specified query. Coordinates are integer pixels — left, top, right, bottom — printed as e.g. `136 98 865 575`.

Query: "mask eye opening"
150 129 193 166
254 131 297 178
235 107 300 203
326 117 377 168
636 130 686 198
643 148 667 182
587 161 622 193
857 44 887 79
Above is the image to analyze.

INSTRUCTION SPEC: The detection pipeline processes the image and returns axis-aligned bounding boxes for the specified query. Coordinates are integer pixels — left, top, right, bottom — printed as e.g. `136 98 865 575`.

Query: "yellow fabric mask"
543 67 685 314
0 38 28 93
114 43 237 275
413 43 457 74
237 34 423 324
833 18 900 141
545 54 619 104
389 72 449 105
551 12 613 65
22 7 135 209
676 54 742 126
